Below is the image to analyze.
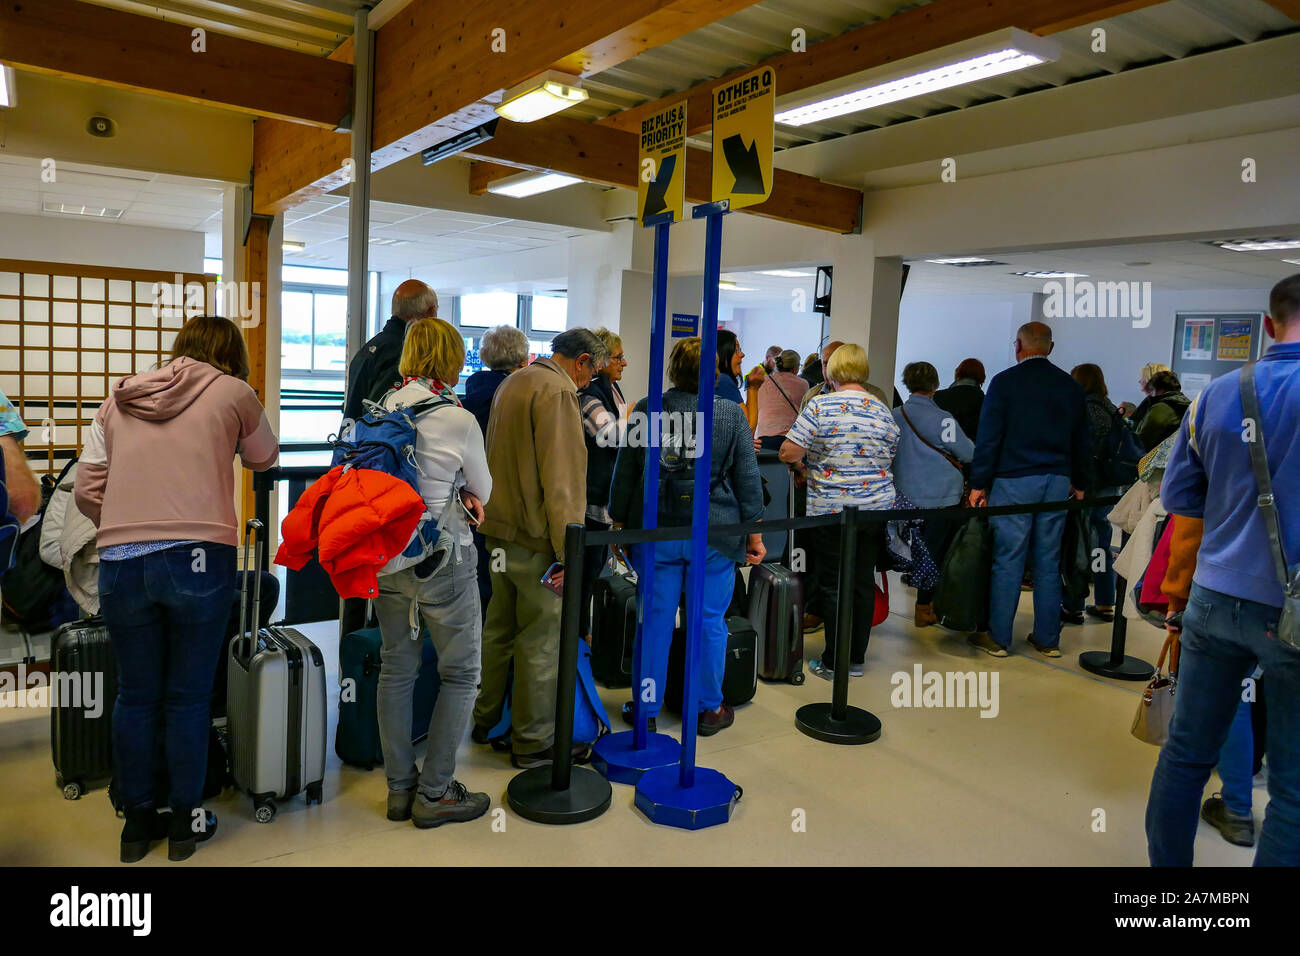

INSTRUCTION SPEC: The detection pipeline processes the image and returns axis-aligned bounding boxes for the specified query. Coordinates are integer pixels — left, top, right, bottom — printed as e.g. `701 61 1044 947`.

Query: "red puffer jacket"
275 465 425 599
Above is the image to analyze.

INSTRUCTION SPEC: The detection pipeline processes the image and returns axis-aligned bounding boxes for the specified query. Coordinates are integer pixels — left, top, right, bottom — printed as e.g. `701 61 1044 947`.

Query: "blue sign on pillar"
670 312 699 337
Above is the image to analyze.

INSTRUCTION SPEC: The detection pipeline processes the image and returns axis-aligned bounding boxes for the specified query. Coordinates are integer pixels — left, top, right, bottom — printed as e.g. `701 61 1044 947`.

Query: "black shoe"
1201 796 1255 847
698 704 734 737
168 808 218 862
621 701 657 733
470 724 492 745
1085 605 1115 622
1060 608 1085 626
120 809 170 864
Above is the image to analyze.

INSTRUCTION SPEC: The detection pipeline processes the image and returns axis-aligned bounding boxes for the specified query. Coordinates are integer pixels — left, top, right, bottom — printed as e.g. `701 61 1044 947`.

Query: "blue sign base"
634 765 741 830
592 730 682 786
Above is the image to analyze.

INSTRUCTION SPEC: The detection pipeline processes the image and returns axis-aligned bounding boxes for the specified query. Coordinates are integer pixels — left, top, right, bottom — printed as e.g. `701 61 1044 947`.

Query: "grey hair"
392 284 439 321
776 349 801 372
479 324 529 371
551 327 609 367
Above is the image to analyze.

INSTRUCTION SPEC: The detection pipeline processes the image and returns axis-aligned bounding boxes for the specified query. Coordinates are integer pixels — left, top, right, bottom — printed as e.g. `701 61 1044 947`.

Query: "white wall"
727 306 823 372
0 212 205 272
895 292 1026 394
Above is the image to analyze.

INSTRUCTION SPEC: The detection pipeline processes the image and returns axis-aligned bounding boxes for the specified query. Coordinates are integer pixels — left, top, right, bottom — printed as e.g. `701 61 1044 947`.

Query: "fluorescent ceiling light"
1283 258 1300 266
487 172 582 198
282 240 306 252
368 237 410 247
719 281 756 291
1012 271 1088 279
925 257 1006 266
757 269 816 277
775 28 1058 127
42 201 124 219
0 66 15 109
422 120 498 165
1210 238 1300 253
495 70 588 123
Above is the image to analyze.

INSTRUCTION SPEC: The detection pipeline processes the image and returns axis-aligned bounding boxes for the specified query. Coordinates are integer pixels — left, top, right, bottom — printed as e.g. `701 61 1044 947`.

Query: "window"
459 291 519 328
529 293 567 332
280 290 346 374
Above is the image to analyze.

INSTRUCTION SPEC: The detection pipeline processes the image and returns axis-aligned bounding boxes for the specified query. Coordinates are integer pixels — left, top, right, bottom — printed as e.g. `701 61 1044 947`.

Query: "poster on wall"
1181 372 1213 398
1216 318 1254 362
1180 318 1215 361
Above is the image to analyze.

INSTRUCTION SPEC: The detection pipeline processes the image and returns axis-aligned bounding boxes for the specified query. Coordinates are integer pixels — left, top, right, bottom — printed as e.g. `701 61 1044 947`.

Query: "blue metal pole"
633 221 671 750
680 206 725 789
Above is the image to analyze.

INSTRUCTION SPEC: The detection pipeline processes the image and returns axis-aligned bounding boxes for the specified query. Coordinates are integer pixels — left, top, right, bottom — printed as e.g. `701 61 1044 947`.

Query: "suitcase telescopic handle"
239 519 265 659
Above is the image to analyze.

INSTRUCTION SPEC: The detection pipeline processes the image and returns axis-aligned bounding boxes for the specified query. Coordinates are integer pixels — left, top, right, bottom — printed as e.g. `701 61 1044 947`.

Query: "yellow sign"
637 101 687 224
711 66 775 209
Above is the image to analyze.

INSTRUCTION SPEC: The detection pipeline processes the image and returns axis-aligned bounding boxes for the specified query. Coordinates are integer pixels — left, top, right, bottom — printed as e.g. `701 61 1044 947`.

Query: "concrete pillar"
866 255 904 400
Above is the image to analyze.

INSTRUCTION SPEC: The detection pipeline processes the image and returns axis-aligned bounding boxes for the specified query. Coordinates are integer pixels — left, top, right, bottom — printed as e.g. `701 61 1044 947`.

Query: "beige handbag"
1132 631 1180 746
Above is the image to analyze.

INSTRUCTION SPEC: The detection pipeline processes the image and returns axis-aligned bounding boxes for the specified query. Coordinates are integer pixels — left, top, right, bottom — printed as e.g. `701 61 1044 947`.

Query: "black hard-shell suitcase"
748 563 805 685
49 617 116 800
665 614 758 711
590 571 637 688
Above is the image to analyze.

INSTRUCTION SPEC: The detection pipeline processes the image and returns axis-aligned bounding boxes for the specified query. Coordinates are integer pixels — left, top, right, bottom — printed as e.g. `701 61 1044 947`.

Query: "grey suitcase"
748 563 805 685
227 519 327 823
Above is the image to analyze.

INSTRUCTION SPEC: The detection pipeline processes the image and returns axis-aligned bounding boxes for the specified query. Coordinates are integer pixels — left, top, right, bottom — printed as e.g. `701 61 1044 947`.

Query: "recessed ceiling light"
486 172 582 198
42 201 124 219
719 281 756 291
1210 238 1300 253
756 269 816 277
1011 271 1088 279
494 70 588 123
282 240 306 253
925 257 1008 266
1283 258 1300 266
368 237 410 247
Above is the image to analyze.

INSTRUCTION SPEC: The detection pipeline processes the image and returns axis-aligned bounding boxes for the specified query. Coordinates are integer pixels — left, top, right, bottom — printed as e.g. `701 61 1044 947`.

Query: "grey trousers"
374 542 480 798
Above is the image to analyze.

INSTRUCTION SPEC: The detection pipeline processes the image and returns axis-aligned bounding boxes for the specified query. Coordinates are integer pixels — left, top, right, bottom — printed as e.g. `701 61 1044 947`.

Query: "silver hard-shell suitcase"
227 519 326 823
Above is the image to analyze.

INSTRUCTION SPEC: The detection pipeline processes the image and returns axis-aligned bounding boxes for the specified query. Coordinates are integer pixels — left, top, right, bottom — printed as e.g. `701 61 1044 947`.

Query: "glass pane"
459 292 517 328
281 291 314 370
530 294 567 332
312 293 347 373
283 265 348 287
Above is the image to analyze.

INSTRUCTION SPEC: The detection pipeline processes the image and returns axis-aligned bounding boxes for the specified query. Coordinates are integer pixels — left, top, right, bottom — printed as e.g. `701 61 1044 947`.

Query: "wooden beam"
240 215 271 524
462 115 862 234
0 0 353 128
253 0 765 213
1261 0 1300 22
602 0 1168 139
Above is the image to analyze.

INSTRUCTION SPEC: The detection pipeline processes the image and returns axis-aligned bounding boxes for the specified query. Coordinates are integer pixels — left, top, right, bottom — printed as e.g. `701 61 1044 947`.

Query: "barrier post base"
591 731 682 786
795 702 882 745
505 766 612 825
1078 651 1153 682
634 766 740 830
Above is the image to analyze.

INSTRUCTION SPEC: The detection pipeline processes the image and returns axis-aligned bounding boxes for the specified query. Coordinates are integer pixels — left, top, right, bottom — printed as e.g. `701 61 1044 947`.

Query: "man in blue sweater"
1147 274 1300 866
968 322 1091 657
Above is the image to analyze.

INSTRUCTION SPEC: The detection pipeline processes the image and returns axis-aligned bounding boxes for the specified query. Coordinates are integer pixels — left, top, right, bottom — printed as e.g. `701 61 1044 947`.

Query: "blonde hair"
594 327 622 356
170 315 251 380
668 337 703 392
399 317 465 383
1140 362 1170 383
825 343 870 388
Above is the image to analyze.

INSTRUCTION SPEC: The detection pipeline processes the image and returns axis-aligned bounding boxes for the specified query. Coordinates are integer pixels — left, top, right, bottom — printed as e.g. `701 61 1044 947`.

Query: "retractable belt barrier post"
506 523 613 824
1078 530 1154 681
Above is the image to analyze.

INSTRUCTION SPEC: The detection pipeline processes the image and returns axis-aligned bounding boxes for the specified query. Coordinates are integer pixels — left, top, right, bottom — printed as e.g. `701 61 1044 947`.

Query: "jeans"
1218 698 1255 817
988 474 1072 649
373 542 480 798
472 539 562 755
630 539 734 716
99 543 236 812
812 522 884 666
1146 583 1300 866
1062 487 1119 612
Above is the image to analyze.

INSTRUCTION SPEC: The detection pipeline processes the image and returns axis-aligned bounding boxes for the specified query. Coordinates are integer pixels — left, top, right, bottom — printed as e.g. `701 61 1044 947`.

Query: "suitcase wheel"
305 782 323 805
254 799 276 824
791 671 806 686
62 781 83 801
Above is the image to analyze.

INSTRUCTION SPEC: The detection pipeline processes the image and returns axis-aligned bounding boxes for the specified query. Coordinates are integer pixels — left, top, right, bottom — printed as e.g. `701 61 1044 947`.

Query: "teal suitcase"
336 626 439 770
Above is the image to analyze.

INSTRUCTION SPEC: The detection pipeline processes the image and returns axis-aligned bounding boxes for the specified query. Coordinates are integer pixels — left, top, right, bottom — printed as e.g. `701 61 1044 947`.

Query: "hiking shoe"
167 808 217 862
698 704 734 737
1201 796 1255 847
801 613 823 633
120 809 170 864
470 724 492 745
387 788 415 821
510 743 589 770
1085 605 1115 622
1026 634 1062 658
914 602 938 628
849 662 865 677
968 633 1009 658
412 781 490 829
1059 608 1085 626
808 658 834 681
621 701 657 733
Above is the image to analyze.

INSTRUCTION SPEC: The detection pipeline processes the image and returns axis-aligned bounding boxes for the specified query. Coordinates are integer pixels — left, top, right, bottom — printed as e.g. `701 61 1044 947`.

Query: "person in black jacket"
934 357 986 443
1134 370 1190 452
342 280 439 424
577 328 628 645
968 322 1091 659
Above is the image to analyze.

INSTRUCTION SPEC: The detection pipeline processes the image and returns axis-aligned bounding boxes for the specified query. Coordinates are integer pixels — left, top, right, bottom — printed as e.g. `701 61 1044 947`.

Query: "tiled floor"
0 585 1262 866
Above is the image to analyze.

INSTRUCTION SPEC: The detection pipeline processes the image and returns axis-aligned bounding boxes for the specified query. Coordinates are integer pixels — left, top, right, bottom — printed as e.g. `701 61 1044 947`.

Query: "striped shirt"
787 391 899 517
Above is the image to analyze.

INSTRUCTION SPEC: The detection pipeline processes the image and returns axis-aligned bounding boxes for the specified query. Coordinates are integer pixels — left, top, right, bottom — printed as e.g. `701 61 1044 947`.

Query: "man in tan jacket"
472 328 608 768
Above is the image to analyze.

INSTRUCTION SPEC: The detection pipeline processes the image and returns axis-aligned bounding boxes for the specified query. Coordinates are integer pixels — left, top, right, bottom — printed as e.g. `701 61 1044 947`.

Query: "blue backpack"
487 642 611 752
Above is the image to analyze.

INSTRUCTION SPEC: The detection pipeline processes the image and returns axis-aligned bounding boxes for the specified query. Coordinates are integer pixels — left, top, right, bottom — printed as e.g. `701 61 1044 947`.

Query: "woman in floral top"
780 344 899 679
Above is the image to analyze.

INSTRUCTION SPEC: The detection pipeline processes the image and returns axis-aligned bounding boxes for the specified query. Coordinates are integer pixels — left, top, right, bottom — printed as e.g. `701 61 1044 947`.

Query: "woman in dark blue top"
715 329 745 405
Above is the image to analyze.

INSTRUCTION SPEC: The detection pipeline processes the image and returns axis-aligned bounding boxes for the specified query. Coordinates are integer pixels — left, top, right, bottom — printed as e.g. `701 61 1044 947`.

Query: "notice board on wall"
1170 311 1265 399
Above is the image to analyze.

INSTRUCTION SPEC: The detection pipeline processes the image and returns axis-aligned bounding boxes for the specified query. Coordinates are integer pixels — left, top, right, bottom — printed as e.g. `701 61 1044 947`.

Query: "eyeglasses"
611 354 627 364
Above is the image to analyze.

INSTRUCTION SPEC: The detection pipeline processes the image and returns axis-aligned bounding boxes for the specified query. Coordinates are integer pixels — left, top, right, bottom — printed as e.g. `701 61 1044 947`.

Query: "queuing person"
715 329 745 405
798 339 846 634
463 324 529 436
0 390 38 523
754 349 810 450
1126 362 1172 421
608 336 765 735
1135 370 1191 451
801 351 824 388
968 321 1091 659
1146 274 1300 867
342 279 439 423
1060 363 1124 625
799 341 845 409
373 318 491 828
74 316 277 862
934 358 987 443
577 327 629 645
892 361 974 628
743 345 782 431
471 328 608 768
781 344 899 679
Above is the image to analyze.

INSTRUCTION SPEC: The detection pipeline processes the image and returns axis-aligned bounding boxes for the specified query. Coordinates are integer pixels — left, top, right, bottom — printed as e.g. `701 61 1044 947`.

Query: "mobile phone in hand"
458 495 480 526
541 561 564 596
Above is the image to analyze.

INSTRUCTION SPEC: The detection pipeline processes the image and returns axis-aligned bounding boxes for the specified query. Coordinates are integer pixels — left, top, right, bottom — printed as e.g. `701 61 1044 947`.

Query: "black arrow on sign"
721 134 765 195
643 153 677 216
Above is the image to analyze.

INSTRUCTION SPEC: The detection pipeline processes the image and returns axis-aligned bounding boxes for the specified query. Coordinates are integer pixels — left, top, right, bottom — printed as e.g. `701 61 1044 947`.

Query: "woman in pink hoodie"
75 316 277 862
